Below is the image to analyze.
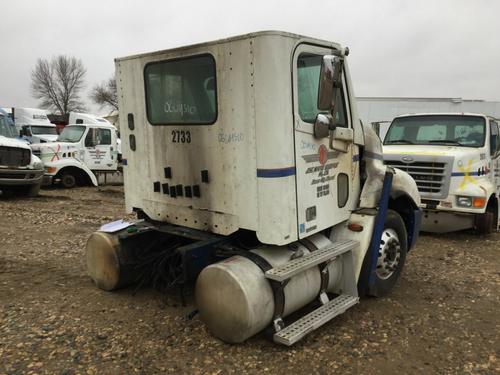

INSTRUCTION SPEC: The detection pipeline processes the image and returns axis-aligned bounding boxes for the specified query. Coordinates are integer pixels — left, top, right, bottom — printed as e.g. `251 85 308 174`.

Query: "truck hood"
36 134 59 142
31 141 81 163
383 144 490 200
383 144 481 161
0 135 31 150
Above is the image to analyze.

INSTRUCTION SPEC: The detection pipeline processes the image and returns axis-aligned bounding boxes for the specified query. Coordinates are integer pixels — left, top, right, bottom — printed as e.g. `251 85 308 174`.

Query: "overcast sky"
1 0 499 115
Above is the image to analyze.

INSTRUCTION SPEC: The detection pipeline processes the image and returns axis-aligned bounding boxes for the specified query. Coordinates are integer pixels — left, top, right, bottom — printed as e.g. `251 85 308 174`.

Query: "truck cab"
31 123 119 188
12 107 58 143
0 109 44 196
86 31 421 345
383 113 500 233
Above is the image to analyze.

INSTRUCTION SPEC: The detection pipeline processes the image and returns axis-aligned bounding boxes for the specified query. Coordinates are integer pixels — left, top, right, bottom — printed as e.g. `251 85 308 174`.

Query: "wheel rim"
376 228 401 280
62 175 76 188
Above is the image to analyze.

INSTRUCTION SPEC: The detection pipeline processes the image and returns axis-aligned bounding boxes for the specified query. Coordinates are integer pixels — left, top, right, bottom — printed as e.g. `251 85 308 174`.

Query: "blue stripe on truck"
257 167 296 178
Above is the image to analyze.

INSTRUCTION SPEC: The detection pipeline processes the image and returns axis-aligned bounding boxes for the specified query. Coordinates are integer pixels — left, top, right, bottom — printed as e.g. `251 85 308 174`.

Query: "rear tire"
60 173 77 188
359 209 408 297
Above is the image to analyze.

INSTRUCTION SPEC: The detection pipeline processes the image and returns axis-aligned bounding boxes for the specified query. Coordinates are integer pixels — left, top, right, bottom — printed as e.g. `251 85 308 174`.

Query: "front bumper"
0 168 44 186
42 174 54 186
421 209 475 233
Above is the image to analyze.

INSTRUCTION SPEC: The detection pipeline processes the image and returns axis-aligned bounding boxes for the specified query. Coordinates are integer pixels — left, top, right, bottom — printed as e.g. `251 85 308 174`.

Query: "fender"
44 158 98 186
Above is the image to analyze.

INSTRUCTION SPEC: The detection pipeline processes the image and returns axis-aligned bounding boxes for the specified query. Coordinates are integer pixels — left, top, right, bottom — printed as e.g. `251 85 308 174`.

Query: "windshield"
384 115 486 147
58 126 86 143
30 126 58 135
0 115 16 138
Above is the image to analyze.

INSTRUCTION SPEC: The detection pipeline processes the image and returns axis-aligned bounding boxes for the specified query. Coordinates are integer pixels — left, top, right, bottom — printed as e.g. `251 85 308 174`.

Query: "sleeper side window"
144 54 217 125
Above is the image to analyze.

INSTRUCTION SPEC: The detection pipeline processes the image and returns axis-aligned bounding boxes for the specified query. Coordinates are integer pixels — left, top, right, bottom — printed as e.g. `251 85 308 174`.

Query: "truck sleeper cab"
86 31 421 345
383 113 500 234
31 123 119 188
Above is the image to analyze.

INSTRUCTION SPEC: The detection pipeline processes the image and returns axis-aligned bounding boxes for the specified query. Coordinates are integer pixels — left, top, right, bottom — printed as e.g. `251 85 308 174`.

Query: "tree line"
31 55 118 115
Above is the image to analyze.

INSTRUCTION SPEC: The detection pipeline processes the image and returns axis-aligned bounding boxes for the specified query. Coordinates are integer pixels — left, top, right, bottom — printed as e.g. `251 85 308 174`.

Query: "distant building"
357 97 500 139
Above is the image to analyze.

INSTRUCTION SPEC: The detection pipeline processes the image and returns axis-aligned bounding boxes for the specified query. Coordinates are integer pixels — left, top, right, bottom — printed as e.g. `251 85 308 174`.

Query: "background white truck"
383 113 500 234
31 123 119 188
0 108 44 196
85 31 421 345
11 107 58 143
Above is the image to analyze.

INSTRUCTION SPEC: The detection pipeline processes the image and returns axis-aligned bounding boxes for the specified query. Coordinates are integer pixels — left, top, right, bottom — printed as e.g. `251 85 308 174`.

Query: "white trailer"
383 113 500 234
85 31 421 345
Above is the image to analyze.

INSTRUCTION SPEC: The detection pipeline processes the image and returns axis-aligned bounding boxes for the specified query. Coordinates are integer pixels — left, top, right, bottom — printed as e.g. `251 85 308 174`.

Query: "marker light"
472 197 486 208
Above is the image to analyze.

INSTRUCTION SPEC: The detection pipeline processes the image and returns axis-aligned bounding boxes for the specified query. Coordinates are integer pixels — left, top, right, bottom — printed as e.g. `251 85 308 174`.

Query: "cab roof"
66 123 116 129
115 30 342 62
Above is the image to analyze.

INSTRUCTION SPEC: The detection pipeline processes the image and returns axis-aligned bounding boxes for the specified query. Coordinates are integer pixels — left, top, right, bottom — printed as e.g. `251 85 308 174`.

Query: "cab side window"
85 129 96 147
297 53 347 127
98 129 112 145
490 120 499 156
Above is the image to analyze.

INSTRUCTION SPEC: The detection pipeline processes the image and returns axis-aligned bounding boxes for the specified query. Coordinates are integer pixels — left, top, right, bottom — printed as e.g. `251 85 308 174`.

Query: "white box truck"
31 123 119 188
383 113 500 234
85 31 422 345
12 107 58 143
0 109 44 196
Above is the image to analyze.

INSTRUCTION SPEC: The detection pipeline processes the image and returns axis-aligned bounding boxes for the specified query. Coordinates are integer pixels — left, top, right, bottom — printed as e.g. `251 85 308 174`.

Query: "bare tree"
90 77 118 111
31 55 87 114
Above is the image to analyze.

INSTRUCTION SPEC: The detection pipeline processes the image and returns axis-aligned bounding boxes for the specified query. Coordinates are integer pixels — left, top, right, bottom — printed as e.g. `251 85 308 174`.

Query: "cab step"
273 294 359 346
264 239 359 282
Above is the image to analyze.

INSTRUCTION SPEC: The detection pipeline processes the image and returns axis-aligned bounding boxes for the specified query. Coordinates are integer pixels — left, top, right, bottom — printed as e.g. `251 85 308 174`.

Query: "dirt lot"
0 187 499 375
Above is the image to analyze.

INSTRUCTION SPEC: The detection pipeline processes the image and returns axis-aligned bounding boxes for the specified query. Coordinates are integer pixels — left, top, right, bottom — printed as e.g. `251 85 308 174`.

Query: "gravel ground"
0 187 499 375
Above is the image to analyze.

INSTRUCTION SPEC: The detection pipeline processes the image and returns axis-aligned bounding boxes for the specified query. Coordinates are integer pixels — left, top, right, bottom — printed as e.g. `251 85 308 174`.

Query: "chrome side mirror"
314 113 332 138
317 55 343 111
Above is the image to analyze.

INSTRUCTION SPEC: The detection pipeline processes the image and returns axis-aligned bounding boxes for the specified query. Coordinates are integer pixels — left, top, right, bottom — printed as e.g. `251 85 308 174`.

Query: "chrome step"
264 240 359 282
273 294 359 346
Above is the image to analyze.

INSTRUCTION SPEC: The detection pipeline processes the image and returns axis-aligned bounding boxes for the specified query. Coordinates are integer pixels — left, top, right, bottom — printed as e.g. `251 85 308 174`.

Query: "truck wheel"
26 183 41 197
60 173 77 188
475 211 494 235
360 209 408 297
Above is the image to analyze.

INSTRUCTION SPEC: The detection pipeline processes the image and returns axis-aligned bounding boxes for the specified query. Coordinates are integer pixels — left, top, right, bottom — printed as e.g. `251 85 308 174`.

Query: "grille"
0 146 31 167
386 160 450 198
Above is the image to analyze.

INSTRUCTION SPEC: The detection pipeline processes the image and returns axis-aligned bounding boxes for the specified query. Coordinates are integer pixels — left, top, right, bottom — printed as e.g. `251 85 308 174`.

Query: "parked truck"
0 109 44 196
11 107 58 143
85 31 421 345
31 122 119 188
383 113 500 234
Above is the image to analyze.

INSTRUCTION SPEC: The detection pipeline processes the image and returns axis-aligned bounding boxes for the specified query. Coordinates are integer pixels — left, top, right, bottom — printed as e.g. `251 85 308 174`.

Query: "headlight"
456 196 486 208
33 161 44 170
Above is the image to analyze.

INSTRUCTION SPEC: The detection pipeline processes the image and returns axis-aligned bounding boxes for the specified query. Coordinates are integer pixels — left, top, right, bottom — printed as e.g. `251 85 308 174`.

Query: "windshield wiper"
385 139 415 144
428 139 463 146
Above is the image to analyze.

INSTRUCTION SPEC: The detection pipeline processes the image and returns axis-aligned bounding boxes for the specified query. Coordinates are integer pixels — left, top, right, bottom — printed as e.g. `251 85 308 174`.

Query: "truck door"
293 44 356 238
84 127 116 171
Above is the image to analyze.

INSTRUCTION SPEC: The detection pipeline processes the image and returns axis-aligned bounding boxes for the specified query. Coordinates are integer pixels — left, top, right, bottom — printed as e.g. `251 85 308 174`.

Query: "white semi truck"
31 123 119 188
383 113 500 234
0 109 44 196
85 31 421 345
11 107 58 143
